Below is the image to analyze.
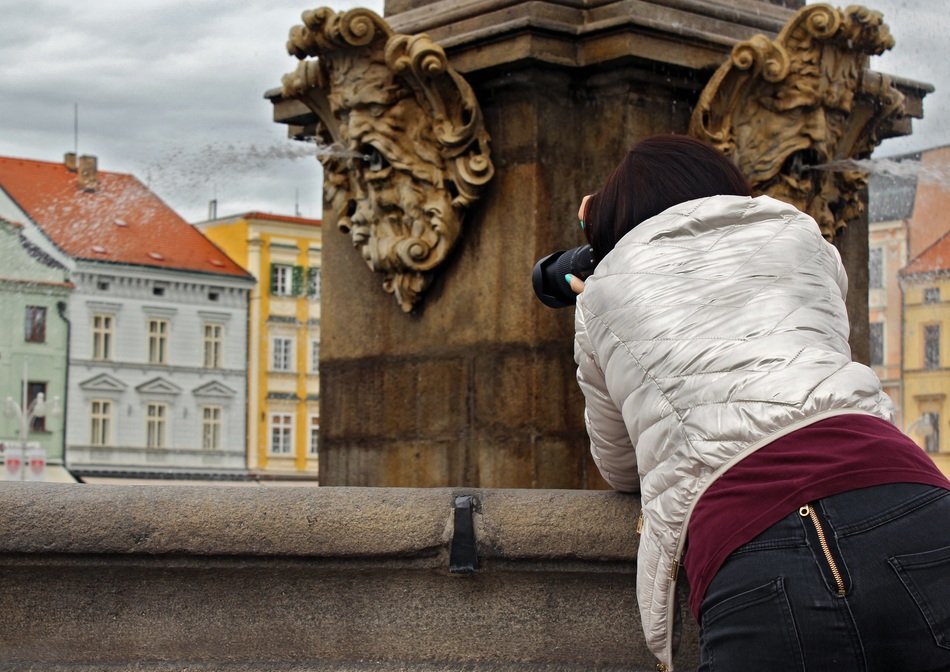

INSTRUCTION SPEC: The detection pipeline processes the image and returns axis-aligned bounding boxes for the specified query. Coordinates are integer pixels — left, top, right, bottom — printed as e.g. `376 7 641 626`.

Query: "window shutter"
292 266 304 296
307 267 317 298
270 265 278 293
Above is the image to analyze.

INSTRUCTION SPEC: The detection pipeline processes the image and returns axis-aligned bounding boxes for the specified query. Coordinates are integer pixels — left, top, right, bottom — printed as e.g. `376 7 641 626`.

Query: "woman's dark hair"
583 134 752 261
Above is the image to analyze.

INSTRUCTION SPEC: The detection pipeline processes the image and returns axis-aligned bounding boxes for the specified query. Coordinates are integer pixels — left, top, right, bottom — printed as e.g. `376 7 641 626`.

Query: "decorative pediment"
281 7 494 312
78 373 128 392
135 377 182 396
689 4 905 239
192 381 238 398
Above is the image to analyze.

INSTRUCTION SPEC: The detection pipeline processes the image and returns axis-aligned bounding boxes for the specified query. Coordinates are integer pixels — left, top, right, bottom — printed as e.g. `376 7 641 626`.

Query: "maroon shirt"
684 414 950 620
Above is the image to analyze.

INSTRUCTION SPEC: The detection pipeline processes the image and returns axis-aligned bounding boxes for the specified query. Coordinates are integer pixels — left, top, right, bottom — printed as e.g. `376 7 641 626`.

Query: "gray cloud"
0 0 380 221
861 0 950 155
0 0 944 221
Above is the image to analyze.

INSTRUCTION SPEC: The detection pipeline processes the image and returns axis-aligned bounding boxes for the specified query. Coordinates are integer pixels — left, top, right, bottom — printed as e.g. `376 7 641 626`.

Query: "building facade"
0 218 74 481
197 213 321 483
868 147 950 476
868 158 918 426
0 154 254 483
900 232 950 476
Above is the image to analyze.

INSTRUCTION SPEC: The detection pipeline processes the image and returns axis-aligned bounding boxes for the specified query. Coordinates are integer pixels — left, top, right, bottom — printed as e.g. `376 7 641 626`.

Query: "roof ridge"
901 228 950 275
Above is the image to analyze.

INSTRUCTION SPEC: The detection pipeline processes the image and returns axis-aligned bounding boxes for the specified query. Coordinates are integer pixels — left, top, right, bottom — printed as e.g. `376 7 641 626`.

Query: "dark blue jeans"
698 483 950 672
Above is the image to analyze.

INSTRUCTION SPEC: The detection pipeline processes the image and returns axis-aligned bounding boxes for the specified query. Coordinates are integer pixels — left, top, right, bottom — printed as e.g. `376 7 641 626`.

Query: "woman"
570 134 950 671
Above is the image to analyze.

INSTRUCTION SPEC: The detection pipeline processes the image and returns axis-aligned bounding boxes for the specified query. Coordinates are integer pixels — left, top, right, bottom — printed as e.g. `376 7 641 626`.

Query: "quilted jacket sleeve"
574 300 640 494
828 239 848 301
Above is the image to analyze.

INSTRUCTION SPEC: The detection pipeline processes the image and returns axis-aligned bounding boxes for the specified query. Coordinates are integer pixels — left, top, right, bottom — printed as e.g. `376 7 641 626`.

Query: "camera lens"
532 244 595 308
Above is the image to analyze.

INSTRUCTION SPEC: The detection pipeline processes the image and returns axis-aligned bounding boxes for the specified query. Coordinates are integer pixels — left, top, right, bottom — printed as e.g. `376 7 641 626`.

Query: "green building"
0 217 75 481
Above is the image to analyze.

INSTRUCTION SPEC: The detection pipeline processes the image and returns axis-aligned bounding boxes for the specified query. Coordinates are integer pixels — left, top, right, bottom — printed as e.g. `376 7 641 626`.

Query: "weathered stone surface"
0 483 699 671
308 1 740 489
317 55 703 487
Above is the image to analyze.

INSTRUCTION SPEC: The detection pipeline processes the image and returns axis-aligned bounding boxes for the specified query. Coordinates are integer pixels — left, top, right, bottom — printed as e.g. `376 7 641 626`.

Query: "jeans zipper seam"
800 504 846 597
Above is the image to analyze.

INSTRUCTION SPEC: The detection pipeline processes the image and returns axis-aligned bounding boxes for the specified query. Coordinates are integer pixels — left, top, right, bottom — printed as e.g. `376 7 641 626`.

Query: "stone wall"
313 0 798 489
0 483 699 671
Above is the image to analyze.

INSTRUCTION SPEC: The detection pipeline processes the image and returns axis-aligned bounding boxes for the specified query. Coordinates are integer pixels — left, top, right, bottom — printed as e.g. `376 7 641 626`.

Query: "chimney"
77 155 98 192
64 152 77 172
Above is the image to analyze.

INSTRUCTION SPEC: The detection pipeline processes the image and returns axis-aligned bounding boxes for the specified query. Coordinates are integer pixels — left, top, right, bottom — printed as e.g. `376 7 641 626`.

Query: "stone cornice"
385 0 796 73
268 0 927 145
71 360 246 378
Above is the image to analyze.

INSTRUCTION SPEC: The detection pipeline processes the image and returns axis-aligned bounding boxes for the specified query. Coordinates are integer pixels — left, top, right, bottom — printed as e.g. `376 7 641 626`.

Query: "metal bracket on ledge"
449 495 478 574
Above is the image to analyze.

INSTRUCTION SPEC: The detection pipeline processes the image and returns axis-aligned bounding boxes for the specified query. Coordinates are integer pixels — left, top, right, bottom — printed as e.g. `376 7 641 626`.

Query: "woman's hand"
565 274 586 294
568 194 592 295
578 194 592 223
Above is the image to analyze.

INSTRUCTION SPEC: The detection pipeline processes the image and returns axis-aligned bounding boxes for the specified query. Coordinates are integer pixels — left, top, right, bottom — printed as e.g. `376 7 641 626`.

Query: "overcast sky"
0 0 944 223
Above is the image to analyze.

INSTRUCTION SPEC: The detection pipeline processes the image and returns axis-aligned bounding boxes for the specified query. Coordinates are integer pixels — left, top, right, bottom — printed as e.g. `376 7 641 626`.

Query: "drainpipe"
56 301 70 474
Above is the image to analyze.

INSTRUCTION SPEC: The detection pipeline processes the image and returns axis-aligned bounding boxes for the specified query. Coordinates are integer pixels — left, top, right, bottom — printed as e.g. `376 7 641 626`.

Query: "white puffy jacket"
573 194 895 669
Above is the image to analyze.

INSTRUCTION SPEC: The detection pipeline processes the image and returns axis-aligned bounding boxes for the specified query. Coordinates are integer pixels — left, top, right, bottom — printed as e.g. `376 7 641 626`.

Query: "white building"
0 153 255 483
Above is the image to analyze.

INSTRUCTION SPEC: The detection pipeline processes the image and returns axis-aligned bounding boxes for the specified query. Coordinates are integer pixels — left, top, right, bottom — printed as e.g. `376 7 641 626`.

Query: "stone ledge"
0 484 693 671
0 484 639 561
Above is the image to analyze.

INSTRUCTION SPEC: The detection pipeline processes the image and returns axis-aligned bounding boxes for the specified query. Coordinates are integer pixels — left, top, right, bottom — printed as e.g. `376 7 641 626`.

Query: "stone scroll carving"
282 8 494 312
689 4 905 239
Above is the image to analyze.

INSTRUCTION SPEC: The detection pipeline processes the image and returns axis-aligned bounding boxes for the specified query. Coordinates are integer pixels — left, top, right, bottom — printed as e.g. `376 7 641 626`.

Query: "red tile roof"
901 229 950 276
0 155 251 278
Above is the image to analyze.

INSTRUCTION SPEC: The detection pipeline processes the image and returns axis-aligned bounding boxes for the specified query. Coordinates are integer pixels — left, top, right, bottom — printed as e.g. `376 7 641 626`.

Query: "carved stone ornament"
281 8 494 312
689 4 905 239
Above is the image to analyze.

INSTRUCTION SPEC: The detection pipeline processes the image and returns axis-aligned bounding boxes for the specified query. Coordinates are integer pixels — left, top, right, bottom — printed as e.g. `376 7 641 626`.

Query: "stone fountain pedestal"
270 0 927 488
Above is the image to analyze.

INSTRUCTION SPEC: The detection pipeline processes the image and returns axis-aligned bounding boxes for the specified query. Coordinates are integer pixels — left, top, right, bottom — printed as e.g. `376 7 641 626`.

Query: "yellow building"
869 217 910 426
900 231 950 477
198 212 321 482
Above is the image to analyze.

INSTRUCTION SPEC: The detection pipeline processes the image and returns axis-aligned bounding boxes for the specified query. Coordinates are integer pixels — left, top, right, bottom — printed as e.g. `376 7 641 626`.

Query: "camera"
532 244 596 308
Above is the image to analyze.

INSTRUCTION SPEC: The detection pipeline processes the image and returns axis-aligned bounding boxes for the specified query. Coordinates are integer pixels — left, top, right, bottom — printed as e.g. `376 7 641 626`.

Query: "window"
24 306 47 343
924 324 941 370
868 247 883 289
272 337 293 372
146 403 167 448
307 267 321 300
152 285 166 297
203 323 223 368
924 412 941 454
924 287 941 304
309 415 320 456
270 414 293 454
148 319 168 364
91 400 111 446
26 382 47 432
202 406 222 450
869 322 884 367
310 339 320 373
271 264 305 296
271 264 293 296
92 314 113 360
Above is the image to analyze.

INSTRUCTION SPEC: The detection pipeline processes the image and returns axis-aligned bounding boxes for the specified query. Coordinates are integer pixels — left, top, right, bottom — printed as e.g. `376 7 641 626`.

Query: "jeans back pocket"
700 577 805 672
889 544 950 650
